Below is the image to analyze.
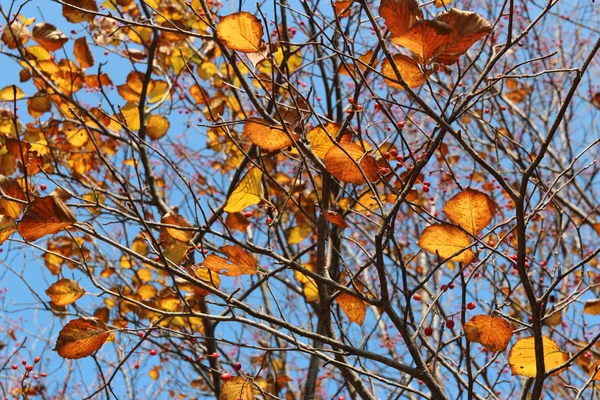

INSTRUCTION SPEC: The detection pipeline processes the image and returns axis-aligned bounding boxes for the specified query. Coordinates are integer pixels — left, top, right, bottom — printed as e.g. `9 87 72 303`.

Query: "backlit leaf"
225 212 250 232
18 196 77 242
324 142 378 184
203 245 257 276
0 85 25 101
326 211 349 229
443 188 496 235
219 376 254 400
464 314 512 352
54 317 111 359
216 12 264 53
0 177 27 219
62 0 98 23
0 214 16 245
381 54 429 89
244 118 298 151
32 22 68 51
146 114 170 140
508 336 568 377
307 123 341 158
589 360 600 381
160 212 194 243
391 19 453 63
584 298 600 315
1 22 30 49
418 223 475 263
337 292 366 325
378 0 422 38
224 167 264 213
73 37 94 68
45 279 85 306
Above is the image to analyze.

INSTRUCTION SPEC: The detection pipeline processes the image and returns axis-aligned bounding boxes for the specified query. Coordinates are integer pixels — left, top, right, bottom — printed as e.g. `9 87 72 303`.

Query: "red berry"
423 181 430 187
412 294 422 301
467 302 476 310
221 372 231 381
34 356 40 363
390 149 398 157
22 360 27 365
149 349 157 356
134 363 140 369
266 217 273 224
26 365 33 372
233 362 242 371
39 184 47 191
137 331 144 339
422 186 430 193
449 283 455 289
243 211 252 218
501 105 507 111
397 121 405 128
424 327 433 336
211 352 220 358
440 284 447 292
446 320 455 329
40 373 47 377
487 240 495 247
11 364 18 370
33 375 39 380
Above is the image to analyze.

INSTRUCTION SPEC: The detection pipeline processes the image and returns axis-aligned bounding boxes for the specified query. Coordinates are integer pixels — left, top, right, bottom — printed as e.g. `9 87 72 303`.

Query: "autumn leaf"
146 114 170 140
203 245 257 276
337 292 366 325
589 360 600 381
54 317 111 359
378 0 423 38
62 0 98 23
45 279 86 306
243 118 299 151
225 212 250 232
464 314 512 352
583 298 600 315
1 21 30 49
219 376 254 400
294 270 319 302
216 12 264 53
73 37 94 68
18 196 77 242
326 210 349 229
0 85 25 101
159 211 194 243
0 214 16 245
0 177 27 219
418 223 475 263
508 336 568 377
223 167 264 213
443 188 496 235
381 54 429 89
307 123 342 158
324 142 378 184
32 22 68 51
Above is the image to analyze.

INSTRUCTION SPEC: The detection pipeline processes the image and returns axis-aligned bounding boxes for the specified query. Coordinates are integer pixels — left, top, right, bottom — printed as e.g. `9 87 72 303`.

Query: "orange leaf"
324 142 378 184
378 0 423 38
306 123 342 158
244 118 298 151
146 114 170 140
336 292 366 325
18 196 77 242
391 19 453 63
584 299 600 315
508 336 568 377
45 279 85 306
28 93 52 117
219 376 254 400
0 177 27 219
589 360 600 381
0 85 25 101
54 317 111 359
381 54 429 89
216 12 264 53
417 223 475 263
593 93 600 109
203 245 257 276
443 188 496 235
159 211 194 243
433 9 492 65
464 314 512 352
1 22 30 49
62 0 98 23
32 22 68 52
225 212 250 232
326 210 349 229
334 1 353 18
0 214 16 245
73 37 94 69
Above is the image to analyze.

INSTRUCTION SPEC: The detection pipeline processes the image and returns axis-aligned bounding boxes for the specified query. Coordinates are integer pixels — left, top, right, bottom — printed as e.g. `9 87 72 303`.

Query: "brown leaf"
203 245 257 276
0 214 17 245
18 196 77 242
464 314 512 352
434 9 492 65
1 22 30 49
584 298 600 315
45 278 85 306
54 317 111 359
324 142 378 184
244 118 298 151
418 223 475 263
62 0 98 24
32 23 68 52
443 188 496 235
73 37 94 69
378 0 423 38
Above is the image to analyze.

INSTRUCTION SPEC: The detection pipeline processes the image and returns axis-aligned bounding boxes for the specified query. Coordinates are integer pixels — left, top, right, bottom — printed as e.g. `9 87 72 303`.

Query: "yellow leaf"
508 336 568 377
224 167 264 213
381 54 428 89
583 298 600 315
54 317 111 359
216 12 264 53
417 223 475 263
287 216 312 244
160 212 194 243
0 85 25 101
146 114 170 140
45 279 85 306
324 142 378 184
443 188 496 235
0 214 17 245
203 245 257 276
120 102 140 131
306 123 340 158
294 270 319 302
138 284 157 300
463 314 512 352
219 376 254 400
336 292 366 325
244 118 298 151
589 360 600 381
149 365 161 380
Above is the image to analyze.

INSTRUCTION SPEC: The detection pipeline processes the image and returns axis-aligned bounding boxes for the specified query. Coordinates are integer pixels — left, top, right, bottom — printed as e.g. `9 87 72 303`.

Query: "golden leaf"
73 37 94 68
18 196 77 242
508 336 568 377
378 0 423 38
324 142 378 184
417 223 475 263
336 292 366 325
584 299 600 315
0 214 16 245
0 177 27 219
443 188 496 235
62 0 98 23
243 118 298 151
160 212 194 243
464 314 512 352
45 279 85 306
54 317 111 359
224 167 264 213
32 22 68 52
0 85 25 101
219 376 254 400
203 245 257 276
216 12 264 53
146 114 170 140
381 54 429 89
306 123 341 158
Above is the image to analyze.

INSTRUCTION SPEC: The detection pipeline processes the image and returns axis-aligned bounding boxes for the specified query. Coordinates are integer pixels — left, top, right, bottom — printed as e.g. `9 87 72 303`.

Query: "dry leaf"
54 317 111 359
32 22 68 51
0 177 27 219
464 314 512 352
160 212 194 243
0 214 16 245
62 0 98 23
203 245 257 276
224 167 264 213
418 223 475 263
589 360 600 381
324 142 378 184
508 336 568 377
18 196 77 242
45 279 85 306
326 210 349 229
381 54 429 89
336 292 366 325
73 37 94 68
216 12 264 53
443 188 496 235
378 0 422 38
584 299 600 315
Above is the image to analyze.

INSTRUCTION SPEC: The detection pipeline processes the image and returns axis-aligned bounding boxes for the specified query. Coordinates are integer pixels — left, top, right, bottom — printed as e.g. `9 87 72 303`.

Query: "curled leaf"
203 245 257 276
381 54 429 89
45 279 85 306
464 314 512 352
18 196 77 242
